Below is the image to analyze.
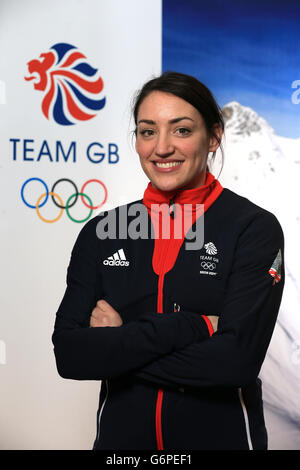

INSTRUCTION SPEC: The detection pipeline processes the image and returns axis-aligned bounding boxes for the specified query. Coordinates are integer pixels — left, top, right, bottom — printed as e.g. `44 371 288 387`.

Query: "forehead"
137 91 201 121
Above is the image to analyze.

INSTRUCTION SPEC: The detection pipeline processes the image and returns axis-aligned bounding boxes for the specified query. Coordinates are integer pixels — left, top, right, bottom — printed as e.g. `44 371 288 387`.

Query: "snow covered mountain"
222 100 275 137
217 101 299 208
213 101 300 449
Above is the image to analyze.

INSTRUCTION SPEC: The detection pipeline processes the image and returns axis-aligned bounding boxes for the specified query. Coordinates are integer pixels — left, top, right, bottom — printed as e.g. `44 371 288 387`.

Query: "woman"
52 72 285 450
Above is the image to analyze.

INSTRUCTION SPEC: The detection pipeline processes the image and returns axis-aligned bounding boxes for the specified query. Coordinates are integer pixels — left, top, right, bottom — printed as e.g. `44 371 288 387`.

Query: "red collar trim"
143 172 223 212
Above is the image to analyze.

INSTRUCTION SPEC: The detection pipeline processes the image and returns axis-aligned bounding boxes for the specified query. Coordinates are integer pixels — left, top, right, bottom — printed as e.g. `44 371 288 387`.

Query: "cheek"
182 137 209 161
136 140 153 160
180 141 200 160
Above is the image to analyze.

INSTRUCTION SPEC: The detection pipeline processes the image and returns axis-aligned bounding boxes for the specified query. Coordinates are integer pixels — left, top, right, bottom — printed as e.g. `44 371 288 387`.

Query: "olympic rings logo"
21 177 108 223
200 261 216 270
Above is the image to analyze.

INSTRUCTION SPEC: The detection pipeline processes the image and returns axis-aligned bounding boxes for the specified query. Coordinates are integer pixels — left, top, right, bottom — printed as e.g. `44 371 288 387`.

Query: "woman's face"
135 91 222 192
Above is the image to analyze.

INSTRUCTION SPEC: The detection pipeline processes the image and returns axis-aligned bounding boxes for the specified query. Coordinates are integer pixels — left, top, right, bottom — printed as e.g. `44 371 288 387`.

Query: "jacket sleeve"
134 211 285 389
52 217 211 381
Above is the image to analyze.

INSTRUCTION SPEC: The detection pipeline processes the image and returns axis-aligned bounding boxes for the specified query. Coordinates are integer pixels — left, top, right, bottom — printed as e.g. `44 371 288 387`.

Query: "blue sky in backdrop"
163 0 300 138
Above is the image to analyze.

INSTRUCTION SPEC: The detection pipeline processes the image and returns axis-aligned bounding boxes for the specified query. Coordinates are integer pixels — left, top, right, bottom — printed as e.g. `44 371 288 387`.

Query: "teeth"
155 161 182 168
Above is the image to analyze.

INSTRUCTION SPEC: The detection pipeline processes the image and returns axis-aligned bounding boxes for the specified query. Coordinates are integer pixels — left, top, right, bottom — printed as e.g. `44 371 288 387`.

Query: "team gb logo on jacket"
204 242 218 255
25 42 106 125
200 241 219 276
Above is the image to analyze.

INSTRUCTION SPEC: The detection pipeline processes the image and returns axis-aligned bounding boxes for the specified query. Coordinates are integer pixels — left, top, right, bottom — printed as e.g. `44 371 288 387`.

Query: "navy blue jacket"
52 183 285 450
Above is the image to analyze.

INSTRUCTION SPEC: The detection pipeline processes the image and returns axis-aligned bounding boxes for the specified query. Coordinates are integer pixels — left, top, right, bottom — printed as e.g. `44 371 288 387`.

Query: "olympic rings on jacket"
201 261 216 270
20 177 108 223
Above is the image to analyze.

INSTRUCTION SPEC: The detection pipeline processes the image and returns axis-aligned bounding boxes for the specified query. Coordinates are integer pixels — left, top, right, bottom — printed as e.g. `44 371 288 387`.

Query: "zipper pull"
169 198 175 218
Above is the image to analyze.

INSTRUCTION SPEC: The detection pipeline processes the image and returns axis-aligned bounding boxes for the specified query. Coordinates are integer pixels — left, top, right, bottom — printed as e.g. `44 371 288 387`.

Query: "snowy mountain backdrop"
214 101 300 449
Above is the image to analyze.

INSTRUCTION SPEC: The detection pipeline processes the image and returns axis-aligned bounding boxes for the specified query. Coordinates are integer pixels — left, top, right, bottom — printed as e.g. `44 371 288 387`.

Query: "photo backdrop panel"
163 0 300 450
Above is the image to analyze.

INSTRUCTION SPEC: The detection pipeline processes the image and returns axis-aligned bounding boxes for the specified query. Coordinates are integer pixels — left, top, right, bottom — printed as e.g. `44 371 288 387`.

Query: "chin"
152 179 181 193
149 171 204 193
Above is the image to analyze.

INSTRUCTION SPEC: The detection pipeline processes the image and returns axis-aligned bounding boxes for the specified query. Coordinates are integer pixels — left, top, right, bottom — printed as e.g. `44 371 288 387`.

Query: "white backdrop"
1 0 299 452
0 0 161 450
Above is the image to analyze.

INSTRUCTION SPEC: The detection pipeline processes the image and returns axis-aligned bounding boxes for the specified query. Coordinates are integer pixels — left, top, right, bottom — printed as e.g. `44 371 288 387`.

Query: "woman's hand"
206 315 219 333
90 300 123 327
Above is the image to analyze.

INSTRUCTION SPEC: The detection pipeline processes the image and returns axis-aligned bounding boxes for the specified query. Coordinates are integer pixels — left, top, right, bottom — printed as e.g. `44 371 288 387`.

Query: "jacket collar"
143 171 223 212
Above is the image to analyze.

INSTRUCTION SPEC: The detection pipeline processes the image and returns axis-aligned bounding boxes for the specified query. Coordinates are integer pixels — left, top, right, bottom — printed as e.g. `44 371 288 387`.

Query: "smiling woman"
135 91 218 192
133 72 224 192
52 71 285 451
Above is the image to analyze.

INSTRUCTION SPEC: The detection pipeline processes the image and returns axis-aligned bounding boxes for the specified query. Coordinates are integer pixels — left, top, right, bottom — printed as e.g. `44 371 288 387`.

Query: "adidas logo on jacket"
103 249 129 267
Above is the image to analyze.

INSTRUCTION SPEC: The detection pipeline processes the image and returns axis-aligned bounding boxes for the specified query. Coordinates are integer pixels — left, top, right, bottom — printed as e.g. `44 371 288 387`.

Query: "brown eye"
139 129 155 137
175 127 191 136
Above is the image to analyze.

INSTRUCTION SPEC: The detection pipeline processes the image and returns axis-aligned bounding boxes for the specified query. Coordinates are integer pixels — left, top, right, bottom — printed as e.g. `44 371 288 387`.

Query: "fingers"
96 299 108 310
206 315 219 333
90 309 109 327
90 300 123 327
96 299 118 313
90 315 97 328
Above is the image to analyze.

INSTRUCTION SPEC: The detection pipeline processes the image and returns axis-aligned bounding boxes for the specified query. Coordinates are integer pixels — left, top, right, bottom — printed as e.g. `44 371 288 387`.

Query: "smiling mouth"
154 161 183 169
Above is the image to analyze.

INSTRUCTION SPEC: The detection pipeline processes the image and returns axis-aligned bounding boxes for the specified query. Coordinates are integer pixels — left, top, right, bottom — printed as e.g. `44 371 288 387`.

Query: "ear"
208 124 223 152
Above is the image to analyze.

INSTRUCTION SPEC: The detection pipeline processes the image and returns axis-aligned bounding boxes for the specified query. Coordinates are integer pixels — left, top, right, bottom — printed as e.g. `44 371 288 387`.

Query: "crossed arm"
52 211 284 388
90 299 219 333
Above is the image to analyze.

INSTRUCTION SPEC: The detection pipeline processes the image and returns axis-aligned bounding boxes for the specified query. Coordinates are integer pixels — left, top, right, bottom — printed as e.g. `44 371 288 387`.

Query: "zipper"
155 270 167 449
174 302 184 395
238 387 253 450
155 201 176 450
169 197 176 218
155 389 164 449
157 273 165 313
155 272 165 450
148 179 223 451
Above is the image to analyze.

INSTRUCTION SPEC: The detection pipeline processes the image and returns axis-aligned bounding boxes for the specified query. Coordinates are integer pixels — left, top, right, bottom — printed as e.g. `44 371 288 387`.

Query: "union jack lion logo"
25 42 106 125
204 242 218 255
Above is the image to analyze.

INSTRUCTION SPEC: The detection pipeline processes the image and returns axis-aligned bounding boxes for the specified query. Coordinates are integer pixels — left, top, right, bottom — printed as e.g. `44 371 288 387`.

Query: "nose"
155 132 175 158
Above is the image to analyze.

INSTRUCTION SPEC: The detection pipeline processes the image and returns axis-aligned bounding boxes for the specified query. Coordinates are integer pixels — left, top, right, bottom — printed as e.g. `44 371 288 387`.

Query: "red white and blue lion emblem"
25 43 106 125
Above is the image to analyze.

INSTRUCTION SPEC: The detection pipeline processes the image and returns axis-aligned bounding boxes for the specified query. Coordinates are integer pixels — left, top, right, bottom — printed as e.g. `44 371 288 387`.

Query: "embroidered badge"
200 242 219 276
269 249 282 285
204 242 218 255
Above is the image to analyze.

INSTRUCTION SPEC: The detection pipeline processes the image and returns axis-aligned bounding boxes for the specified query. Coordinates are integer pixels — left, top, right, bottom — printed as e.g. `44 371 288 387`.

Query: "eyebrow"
137 116 195 125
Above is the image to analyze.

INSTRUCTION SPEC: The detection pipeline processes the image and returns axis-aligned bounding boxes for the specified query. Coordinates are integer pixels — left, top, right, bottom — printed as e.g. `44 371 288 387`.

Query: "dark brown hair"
132 71 224 174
